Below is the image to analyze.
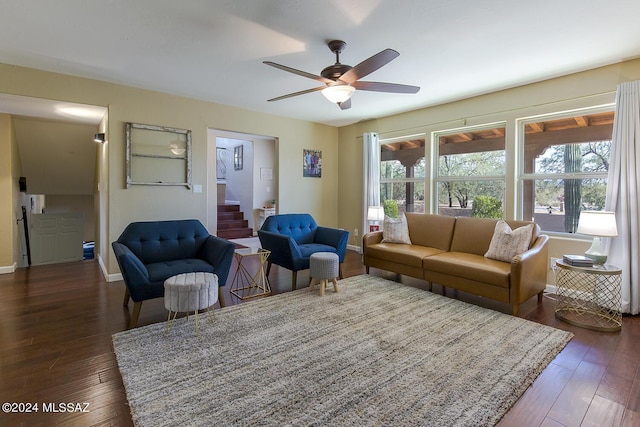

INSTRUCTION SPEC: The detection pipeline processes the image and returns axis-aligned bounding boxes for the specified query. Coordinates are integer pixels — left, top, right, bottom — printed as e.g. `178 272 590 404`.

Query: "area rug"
112 274 572 427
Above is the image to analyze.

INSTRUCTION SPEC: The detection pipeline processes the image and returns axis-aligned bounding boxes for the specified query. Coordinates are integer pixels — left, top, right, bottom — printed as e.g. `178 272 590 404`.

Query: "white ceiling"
2 0 640 127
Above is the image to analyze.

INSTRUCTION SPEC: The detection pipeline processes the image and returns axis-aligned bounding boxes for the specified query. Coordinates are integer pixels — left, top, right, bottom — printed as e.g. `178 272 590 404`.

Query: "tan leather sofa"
362 213 549 316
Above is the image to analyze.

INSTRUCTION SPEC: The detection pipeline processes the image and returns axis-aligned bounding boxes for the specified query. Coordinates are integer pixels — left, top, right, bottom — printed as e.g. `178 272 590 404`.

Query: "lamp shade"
576 211 618 237
367 206 385 221
321 85 355 104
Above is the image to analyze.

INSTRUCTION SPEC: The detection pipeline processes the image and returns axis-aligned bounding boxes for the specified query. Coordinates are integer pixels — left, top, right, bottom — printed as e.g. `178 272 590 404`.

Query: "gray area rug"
112 274 573 427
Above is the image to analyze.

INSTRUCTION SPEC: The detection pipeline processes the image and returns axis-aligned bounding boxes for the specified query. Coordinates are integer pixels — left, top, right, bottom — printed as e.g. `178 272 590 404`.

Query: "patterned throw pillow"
381 212 412 244
484 220 534 262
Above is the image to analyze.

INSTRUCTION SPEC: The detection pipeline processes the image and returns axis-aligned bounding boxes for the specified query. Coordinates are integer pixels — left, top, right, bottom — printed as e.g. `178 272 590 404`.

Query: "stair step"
218 211 244 221
218 228 253 239
218 204 240 212
218 219 248 229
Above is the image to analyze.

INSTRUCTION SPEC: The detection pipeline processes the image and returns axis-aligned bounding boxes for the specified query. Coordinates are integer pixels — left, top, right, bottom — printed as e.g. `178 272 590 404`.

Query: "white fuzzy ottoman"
164 272 218 333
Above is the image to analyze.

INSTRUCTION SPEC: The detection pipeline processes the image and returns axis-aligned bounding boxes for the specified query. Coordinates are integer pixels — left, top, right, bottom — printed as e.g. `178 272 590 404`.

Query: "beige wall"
0 114 16 269
338 58 640 283
0 113 25 271
0 63 338 277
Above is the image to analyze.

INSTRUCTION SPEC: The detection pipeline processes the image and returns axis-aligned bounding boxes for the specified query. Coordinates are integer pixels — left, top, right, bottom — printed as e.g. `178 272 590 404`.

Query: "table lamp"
367 206 385 232
576 211 618 264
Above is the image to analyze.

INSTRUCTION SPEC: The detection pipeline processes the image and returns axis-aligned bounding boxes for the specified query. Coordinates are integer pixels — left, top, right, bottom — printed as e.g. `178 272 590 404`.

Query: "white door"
30 213 83 265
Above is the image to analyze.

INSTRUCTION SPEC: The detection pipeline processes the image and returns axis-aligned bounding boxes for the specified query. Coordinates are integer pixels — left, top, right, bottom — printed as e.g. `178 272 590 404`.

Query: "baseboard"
347 244 361 253
98 252 123 282
0 262 17 274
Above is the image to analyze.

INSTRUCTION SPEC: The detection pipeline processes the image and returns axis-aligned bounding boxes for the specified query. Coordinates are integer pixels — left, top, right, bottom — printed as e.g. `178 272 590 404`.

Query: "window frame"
516 104 614 234
432 121 507 216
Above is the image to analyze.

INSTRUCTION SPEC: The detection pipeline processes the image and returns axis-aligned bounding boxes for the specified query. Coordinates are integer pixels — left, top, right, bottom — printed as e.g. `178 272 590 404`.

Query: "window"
435 124 506 218
380 137 425 215
519 108 613 233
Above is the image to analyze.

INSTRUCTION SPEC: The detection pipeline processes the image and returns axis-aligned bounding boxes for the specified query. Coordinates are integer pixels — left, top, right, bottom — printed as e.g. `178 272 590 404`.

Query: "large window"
520 109 613 233
380 137 425 215
435 124 506 218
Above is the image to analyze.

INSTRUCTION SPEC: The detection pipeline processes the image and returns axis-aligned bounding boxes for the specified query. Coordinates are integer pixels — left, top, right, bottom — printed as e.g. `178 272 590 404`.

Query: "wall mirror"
126 122 192 188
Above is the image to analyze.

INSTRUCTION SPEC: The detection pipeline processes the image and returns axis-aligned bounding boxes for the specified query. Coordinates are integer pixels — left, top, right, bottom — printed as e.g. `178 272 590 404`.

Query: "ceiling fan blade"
338 98 351 110
267 86 326 102
339 49 399 84
264 61 334 84
352 81 420 94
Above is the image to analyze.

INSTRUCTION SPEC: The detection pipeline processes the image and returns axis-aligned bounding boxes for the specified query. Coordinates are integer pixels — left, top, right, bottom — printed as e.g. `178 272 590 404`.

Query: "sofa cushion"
382 213 411 244
367 243 445 268
405 213 456 250
299 243 338 257
450 217 537 255
484 220 534 262
423 252 511 288
116 219 210 264
146 258 216 282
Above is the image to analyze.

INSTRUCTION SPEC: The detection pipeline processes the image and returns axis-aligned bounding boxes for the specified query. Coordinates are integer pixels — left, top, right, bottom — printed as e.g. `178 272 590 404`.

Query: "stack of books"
562 254 594 267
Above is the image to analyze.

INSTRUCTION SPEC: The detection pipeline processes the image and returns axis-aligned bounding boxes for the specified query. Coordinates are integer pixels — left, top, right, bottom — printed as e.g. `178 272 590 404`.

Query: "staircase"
217 204 253 239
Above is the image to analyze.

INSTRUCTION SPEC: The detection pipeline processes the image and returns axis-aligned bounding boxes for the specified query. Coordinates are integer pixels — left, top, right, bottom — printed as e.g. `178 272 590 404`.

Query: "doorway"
206 129 277 236
1 93 107 268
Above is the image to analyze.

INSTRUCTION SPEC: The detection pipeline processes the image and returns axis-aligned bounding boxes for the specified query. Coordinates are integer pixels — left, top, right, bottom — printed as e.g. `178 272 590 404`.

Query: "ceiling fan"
264 40 420 110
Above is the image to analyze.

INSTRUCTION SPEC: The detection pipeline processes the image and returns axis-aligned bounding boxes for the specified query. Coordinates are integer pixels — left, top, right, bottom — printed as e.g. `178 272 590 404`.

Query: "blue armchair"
257 214 349 290
112 219 235 328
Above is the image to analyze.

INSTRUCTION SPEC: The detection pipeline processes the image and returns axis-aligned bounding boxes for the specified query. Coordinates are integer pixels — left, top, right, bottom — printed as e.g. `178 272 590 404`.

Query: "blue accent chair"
257 214 349 290
112 219 235 328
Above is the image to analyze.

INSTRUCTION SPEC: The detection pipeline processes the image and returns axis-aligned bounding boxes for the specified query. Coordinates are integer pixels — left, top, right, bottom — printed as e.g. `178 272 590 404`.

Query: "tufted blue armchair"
112 219 235 328
258 213 349 290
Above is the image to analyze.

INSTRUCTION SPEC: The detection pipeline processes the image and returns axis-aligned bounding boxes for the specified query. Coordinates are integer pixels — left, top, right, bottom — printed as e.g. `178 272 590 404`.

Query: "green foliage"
383 199 399 218
471 195 503 219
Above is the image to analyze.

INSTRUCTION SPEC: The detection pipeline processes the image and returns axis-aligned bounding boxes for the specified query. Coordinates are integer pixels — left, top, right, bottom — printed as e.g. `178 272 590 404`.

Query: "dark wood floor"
0 250 639 426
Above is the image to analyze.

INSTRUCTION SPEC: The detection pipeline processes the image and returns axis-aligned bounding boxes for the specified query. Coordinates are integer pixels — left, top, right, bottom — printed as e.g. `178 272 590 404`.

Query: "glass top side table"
554 260 622 332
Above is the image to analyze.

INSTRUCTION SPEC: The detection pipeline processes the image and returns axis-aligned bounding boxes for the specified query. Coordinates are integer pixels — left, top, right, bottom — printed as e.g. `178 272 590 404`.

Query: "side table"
554 260 622 332
229 247 271 300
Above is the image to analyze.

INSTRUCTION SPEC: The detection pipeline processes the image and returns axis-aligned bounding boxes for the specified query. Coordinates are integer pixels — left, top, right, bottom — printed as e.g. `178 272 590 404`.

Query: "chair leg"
537 290 544 303
339 264 344 279
365 266 370 274
218 290 226 308
122 288 130 306
292 271 297 291
129 301 142 329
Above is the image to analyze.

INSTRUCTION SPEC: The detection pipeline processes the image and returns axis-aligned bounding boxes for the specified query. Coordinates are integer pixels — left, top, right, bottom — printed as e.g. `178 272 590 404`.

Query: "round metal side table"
554 260 622 332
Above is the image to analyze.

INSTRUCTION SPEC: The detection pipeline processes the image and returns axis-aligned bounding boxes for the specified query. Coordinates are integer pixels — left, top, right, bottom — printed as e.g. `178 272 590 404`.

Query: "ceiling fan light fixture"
321 85 355 104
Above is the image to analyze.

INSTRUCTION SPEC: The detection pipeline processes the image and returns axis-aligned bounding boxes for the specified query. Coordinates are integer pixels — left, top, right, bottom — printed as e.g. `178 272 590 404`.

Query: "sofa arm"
315 226 349 261
362 230 383 253
258 230 303 270
200 236 236 286
112 241 150 301
509 234 549 305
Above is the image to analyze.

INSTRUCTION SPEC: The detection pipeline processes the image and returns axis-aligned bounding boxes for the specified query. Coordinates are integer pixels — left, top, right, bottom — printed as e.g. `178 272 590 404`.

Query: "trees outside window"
380 138 425 215
520 109 613 233
435 125 506 218
375 108 613 231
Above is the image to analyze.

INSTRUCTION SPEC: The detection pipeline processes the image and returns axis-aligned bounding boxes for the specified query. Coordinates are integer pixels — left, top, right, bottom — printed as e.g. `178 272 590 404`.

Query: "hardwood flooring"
0 250 638 426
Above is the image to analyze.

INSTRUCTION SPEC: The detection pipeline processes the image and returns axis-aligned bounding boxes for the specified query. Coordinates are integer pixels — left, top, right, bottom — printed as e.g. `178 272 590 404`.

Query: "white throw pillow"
484 220 534 262
381 212 412 244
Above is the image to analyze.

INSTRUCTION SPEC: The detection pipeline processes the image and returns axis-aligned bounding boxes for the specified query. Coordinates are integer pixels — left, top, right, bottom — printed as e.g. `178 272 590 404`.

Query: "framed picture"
234 145 243 170
303 149 322 178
